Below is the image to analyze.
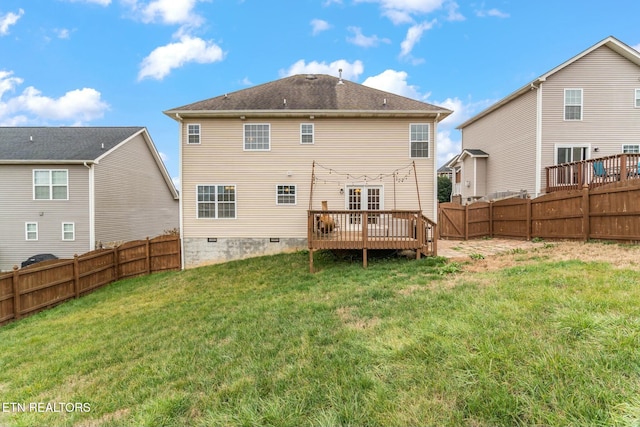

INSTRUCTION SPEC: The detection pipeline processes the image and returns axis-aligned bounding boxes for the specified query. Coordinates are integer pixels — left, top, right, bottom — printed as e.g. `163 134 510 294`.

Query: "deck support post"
363 248 367 268
309 249 314 273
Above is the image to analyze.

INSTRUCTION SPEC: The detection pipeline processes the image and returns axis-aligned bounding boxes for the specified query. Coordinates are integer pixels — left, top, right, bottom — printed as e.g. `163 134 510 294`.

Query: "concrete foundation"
183 237 307 268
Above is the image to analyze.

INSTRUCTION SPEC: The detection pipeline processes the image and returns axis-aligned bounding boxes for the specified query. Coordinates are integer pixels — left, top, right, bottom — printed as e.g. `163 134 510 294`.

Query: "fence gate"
438 203 466 239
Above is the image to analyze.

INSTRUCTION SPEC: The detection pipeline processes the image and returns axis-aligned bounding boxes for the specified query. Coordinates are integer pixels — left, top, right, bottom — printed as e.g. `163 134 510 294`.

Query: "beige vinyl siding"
0 164 90 271
94 134 178 245
541 45 640 169
182 117 436 239
461 89 537 199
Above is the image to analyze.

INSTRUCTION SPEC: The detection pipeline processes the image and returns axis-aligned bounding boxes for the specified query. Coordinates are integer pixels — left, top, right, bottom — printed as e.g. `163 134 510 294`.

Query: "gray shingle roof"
0 127 145 162
165 74 452 116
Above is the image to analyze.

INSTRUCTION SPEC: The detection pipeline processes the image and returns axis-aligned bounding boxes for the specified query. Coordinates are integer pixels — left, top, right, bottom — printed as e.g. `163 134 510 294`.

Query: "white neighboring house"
452 36 640 203
0 127 179 271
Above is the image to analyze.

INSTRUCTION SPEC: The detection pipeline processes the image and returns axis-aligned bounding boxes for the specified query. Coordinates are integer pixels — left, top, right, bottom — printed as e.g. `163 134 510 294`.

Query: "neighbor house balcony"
307 210 437 271
546 153 640 193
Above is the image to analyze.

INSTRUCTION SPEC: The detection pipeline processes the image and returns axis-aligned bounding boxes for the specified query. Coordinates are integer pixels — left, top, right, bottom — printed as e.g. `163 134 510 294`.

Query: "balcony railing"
546 153 640 193
307 210 437 271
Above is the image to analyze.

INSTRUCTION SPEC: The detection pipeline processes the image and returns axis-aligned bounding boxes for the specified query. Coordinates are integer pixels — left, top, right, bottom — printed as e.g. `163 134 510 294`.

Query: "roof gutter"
164 109 452 120
0 160 97 165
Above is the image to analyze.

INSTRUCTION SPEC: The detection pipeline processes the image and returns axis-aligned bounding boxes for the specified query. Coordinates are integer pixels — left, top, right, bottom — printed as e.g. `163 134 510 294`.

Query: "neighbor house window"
34 170 68 200
276 185 296 205
187 124 201 144
410 124 430 158
62 223 75 241
244 124 270 150
623 144 640 154
300 124 314 144
635 89 640 108
196 185 236 219
26 222 38 241
564 89 583 120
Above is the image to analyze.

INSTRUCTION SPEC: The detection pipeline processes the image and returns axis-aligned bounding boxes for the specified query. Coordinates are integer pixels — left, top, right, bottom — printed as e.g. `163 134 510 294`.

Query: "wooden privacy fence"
0 234 181 326
439 179 640 242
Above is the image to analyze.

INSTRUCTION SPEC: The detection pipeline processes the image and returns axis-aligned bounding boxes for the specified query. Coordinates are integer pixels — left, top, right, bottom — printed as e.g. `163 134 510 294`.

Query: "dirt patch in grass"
460 241 640 274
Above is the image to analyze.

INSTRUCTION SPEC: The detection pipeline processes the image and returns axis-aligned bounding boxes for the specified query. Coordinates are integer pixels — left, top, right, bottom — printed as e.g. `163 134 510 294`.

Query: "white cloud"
0 70 109 125
361 69 422 99
134 0 203 26
280 59 364 81
400 20 435 57
356 0 445 23
55 28 72 39
347 26 390 47
0 9 24 35
476 7 510 18
138 35 225 81
633 43 640 52
311 19 331 35
445 1 465 21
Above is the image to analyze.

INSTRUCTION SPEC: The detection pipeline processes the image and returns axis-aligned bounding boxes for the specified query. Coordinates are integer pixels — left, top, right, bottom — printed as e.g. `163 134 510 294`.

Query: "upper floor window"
244 124 270 151
187 124 201 144
410 124 430 158
62 222 75 241
26 222 38 241
300 123 314 144
623 144 640 154
276 185 296 205
197 184 236 219
635 89 640 108
564 89 583 120
34 170 68 200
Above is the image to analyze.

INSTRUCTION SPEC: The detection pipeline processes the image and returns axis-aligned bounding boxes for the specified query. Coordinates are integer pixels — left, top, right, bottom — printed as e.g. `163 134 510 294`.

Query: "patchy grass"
0 243 639 426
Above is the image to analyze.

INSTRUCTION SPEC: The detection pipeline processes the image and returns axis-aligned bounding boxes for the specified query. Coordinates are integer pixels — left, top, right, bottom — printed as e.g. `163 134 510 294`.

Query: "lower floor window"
197 184 236 218
62 222 75 241
26 222 38 241
276 185 296 205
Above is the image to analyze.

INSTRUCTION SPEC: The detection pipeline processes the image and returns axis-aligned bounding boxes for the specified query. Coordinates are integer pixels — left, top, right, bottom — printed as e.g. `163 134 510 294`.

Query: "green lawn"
1 248 640 426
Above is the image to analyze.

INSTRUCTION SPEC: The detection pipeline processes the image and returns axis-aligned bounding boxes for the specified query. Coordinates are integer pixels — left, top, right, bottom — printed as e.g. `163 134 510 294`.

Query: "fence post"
489 201 493 238
464 204 469 240
582 184 590 241
11 266 20 321
526 199 532 240
114 246 120 281
73 254 80 299
146 237 151 275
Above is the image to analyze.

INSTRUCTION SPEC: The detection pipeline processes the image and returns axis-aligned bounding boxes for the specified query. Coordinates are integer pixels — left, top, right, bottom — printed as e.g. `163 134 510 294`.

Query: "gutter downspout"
533 82 543 197
83 162 95 251
176 113 185 270
433 113 440 219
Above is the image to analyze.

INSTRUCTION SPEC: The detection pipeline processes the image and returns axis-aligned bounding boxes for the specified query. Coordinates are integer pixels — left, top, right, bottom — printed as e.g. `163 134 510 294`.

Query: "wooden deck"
546 153 640 192
307 210 437 271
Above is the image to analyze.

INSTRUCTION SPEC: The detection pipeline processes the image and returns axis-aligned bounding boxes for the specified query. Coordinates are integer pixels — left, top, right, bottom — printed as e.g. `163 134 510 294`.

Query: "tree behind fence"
439 180 640 242
0 234 181 326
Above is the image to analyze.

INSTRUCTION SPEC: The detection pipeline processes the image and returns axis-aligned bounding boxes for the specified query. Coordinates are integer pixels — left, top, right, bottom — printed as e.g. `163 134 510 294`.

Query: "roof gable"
457 36 640 129
165 74 452 120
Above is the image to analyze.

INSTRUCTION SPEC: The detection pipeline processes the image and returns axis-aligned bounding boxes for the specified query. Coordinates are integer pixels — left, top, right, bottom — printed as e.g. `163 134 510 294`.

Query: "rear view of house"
0 127 179 271
452 36 640 203
165 74 452 267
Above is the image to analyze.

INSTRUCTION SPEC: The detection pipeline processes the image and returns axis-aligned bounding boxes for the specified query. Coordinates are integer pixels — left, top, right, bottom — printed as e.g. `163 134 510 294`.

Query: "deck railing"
307 209 437 270
546 153 640 193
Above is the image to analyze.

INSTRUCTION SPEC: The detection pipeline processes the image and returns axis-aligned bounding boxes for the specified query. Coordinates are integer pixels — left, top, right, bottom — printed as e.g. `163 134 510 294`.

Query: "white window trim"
622 144 640 154
186 124 201 144
564 88 583 121
26 222 38 241
243 123 271 151
196 184 237 219
33 169 69 201
276 184 297 205
409 123 430 159
62 222 75 241
635 89 640 108
300 123 314 145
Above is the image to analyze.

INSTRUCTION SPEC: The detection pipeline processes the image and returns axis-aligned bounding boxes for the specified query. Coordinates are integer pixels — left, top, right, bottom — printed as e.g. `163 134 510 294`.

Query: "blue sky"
1 0 639 188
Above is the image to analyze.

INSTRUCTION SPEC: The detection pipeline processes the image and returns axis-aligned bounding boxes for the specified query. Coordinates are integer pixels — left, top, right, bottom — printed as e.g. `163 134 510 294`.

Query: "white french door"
346 185 383 224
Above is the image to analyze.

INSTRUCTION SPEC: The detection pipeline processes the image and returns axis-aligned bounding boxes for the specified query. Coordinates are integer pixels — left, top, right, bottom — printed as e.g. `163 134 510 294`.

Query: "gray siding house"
452 36 640 203
0 127 179 271
165 74 452 268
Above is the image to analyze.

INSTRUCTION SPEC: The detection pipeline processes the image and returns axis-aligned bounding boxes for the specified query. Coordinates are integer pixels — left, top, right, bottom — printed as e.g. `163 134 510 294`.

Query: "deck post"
309 249 314 273
362 211 368 268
